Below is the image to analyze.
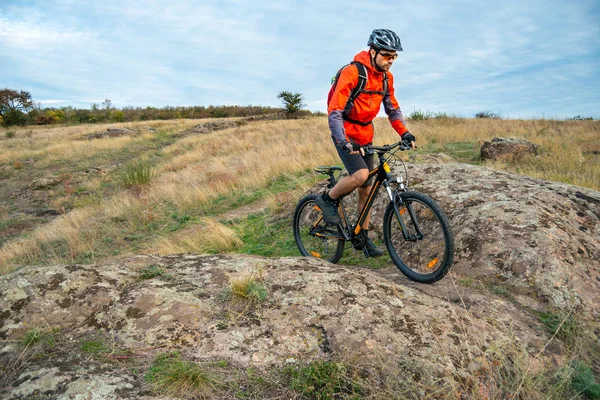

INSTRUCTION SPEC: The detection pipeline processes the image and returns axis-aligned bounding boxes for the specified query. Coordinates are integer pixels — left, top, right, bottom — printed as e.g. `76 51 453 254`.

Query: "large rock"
308 161 599 324
29 176 63 189
0 254 563 399
481 137 539 161
178 120 239 137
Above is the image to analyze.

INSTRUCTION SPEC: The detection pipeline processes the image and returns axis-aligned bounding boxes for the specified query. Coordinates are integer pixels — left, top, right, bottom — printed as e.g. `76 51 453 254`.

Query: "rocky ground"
1 159 599 399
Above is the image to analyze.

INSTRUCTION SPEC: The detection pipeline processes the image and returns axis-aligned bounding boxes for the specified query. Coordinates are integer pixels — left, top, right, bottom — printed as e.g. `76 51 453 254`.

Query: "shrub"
1 109 28 126
36 115 56 125
475 111 501 119
409 109 432 121
567 115 593 121
5 130 15 138
112 110 125 122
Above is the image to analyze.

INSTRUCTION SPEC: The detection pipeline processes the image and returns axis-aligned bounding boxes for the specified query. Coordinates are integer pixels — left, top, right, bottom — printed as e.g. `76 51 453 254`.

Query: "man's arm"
328 65 359 146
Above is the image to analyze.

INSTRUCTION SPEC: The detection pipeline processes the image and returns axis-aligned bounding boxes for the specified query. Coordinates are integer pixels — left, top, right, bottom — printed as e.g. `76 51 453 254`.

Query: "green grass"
231 204 393 270
458 277 476 287
21 328 56 348
206 171 319 217
285 361 364 400
145 352 221 398
80 339 108 355
570 361 600 399
21 328 42 347
491 284 509 296
139 264 168 280
538 311 579 343
230 278 268 303
120 157 155 187
232 212 298 257
420 141 482 163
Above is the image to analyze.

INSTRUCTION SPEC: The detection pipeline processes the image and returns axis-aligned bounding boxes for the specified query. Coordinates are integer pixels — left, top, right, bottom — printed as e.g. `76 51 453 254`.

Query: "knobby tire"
293 194 345 263
383 191 454 283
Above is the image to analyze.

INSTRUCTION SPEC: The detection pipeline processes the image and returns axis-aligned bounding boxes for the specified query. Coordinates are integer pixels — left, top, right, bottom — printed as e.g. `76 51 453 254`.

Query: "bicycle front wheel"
293 194 345 263
383 191 454 283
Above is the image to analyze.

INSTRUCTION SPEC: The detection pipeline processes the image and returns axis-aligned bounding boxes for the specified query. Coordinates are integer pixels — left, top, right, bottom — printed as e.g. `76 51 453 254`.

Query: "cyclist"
317 28 415 257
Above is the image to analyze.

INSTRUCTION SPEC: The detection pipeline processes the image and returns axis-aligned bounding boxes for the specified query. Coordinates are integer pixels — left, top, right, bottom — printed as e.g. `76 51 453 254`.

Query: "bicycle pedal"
362 247 370 258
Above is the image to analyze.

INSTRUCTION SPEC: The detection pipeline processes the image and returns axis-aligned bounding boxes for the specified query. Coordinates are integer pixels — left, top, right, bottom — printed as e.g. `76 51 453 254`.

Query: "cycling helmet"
367 29 403 52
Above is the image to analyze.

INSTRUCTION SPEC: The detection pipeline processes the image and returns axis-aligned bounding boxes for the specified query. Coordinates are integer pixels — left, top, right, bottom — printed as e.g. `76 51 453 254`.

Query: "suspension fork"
389 189 424 241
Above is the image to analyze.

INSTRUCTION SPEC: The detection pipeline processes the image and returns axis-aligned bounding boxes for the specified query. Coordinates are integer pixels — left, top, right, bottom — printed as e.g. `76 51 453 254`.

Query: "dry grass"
0 117 598 274
376 117 600 190
0 119 205 165
155 218 243 255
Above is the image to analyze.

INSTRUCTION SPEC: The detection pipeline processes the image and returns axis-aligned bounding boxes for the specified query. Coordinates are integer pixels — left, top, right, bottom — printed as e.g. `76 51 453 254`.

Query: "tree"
277 91 305 114
0 88 33 126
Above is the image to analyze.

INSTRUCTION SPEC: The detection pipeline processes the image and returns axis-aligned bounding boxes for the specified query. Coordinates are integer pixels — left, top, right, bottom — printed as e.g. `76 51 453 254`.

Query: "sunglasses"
378 52 398 61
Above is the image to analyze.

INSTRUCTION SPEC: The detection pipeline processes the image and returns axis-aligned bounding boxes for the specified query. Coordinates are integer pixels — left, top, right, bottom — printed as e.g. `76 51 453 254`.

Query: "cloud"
0 0 598 118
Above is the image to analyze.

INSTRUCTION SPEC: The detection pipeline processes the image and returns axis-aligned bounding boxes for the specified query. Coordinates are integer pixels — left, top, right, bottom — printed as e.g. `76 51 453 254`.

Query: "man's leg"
329 169 368 200
317 169 368 224
357 186 384 257
357 186 371 229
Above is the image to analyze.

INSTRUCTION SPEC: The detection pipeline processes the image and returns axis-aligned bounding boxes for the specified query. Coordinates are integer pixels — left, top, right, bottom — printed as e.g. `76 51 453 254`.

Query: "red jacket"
328 50 408 146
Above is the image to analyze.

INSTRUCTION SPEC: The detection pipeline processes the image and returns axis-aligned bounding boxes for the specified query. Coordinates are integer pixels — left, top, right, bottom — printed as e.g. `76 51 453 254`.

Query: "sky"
1 0 599 119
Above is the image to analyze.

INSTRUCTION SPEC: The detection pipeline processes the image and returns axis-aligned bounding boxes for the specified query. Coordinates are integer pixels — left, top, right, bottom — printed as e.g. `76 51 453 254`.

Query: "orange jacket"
328 50 409 146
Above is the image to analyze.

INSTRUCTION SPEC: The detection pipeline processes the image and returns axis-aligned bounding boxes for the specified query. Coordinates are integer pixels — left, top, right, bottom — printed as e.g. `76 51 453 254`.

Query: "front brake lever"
399 140 413 151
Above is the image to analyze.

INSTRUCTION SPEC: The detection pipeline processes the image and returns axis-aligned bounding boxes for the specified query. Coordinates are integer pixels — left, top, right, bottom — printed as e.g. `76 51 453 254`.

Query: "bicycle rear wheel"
293 194 345 263
383 191 454 283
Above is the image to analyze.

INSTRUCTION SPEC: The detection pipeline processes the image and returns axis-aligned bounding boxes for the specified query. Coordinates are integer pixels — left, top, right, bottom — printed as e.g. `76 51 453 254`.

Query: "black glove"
342 142 362 153
401 131 416 144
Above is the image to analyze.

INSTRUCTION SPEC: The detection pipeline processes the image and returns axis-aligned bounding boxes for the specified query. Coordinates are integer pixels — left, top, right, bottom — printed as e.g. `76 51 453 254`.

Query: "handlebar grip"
399 140 413 151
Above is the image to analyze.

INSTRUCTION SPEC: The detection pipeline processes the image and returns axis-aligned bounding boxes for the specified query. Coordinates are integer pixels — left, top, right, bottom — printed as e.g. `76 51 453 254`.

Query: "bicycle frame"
312 141 422 250
335 143 419 241
337 152 389 241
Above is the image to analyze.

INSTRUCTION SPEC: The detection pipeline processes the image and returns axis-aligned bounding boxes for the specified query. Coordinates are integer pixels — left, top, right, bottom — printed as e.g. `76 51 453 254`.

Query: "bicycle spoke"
294 195 345 263
384 192 454 283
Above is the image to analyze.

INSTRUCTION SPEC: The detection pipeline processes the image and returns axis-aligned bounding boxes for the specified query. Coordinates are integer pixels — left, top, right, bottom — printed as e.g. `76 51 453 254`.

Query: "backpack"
327 61 388 126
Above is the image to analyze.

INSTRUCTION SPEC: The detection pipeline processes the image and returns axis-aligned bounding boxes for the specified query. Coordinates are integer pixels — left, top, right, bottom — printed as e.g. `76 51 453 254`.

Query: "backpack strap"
331 61 387 127
348 61 368 103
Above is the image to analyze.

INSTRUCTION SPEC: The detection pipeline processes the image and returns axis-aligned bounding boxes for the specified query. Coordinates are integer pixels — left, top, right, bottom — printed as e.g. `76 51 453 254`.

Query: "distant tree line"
0 88 284 127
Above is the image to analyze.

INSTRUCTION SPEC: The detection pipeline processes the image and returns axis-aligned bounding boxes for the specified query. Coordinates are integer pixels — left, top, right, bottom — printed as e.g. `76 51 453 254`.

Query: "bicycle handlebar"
371 139 413 153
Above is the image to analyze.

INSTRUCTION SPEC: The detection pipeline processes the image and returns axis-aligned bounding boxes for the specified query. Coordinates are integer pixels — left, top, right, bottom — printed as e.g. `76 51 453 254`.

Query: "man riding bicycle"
317 28 416 257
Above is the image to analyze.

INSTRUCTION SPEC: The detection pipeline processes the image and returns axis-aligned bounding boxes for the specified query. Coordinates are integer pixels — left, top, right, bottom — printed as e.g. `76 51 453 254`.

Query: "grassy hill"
0 116 598 273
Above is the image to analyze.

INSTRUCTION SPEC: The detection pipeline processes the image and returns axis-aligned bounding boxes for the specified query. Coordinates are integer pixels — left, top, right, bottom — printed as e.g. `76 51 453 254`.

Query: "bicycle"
293 140 455 284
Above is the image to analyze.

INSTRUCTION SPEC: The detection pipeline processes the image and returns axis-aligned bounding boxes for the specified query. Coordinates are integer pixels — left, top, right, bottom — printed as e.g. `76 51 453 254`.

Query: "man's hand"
401 131 416 148
343 142 365 156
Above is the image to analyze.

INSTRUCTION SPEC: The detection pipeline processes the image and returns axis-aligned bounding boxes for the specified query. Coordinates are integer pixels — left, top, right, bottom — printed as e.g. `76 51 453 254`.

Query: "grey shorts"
333 138 376 187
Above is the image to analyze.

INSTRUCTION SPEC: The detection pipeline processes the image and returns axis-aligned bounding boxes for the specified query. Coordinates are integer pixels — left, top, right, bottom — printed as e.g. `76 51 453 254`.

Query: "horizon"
1 0 599 120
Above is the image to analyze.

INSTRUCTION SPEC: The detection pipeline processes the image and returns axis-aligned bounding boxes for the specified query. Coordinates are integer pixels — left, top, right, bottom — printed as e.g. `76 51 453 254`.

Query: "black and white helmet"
367 29 403 52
